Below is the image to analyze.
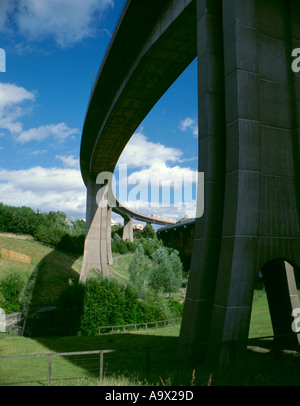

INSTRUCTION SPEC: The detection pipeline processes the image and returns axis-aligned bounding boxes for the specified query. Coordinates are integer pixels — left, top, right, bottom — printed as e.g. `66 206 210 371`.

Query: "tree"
128 243 152 293
79 277 128 335
149 247 183 296
168 249 183 290
140 236 162 258
141 223 156 239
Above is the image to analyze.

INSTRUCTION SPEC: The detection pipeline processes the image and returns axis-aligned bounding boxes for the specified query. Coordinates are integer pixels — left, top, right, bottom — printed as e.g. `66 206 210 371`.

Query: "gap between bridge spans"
95 166 205 220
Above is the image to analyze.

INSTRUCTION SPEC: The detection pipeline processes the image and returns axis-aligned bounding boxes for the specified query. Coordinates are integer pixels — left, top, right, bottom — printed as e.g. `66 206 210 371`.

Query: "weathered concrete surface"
80 178 109 282
179 0 300 366
122 217 134 242
178 0 226 363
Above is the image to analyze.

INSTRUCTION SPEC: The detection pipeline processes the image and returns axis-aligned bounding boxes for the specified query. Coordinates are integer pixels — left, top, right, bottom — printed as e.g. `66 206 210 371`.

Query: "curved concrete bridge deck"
80 0 196 279
79 0 300 366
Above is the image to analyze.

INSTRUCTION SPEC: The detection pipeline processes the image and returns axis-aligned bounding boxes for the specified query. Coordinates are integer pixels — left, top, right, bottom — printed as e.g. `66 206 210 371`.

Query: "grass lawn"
1 289 300 387
1 320 300 386
0 235 83 307
108 253 133 284
1 235 300 386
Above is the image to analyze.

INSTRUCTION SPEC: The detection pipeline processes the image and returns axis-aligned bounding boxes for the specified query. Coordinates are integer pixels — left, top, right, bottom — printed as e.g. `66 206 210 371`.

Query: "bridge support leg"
206 0 300 367
122 217 134 242
80 177 109 283
180 0 300 366
262 260 300 348
178 0 226 362
107 207 113 266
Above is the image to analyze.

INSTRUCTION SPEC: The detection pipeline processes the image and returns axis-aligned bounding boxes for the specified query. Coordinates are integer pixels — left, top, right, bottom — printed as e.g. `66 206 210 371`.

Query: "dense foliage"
24 276 181 337
0 203 86 254
128 242 183 297
0 204 185 337
0 272 27 313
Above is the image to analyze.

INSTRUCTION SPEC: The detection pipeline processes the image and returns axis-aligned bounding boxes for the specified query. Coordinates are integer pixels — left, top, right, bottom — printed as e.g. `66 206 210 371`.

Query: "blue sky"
0 0 198 222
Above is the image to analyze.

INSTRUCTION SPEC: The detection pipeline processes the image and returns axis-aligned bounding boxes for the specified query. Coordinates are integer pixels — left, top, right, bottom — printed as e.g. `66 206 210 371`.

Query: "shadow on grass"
20 247 202 385
22 247 82 337
24 333 300 386
19 249 300 386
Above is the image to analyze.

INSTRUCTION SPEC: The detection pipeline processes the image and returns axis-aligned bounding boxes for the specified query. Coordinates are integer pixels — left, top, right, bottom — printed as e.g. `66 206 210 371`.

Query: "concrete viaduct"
79 0 300 365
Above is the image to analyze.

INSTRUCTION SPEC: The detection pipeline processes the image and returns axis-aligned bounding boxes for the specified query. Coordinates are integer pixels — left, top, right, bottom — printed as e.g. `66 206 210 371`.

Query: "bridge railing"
97 317 182 335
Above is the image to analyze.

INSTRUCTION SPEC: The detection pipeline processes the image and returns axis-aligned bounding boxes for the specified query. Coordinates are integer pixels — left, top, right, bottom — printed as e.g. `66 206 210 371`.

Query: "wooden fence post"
99 351 103 384
48 354 52 386
146 349 150 378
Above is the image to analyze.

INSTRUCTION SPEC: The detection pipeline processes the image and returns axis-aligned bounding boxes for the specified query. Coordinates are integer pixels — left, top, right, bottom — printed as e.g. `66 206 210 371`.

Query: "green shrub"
111 239 129 255
136 294 174 323
111 225 123 239
140 237 163 258
141 223 156 239
128 244 152 293
0 273 27 313
79 277 139 335
54 277 178 336
148 247 183 296
57 233 85 254
54 281 85 336
167 300 184 317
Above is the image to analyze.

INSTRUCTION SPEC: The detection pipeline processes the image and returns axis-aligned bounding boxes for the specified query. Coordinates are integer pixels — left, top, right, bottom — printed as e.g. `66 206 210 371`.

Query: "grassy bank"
0 285 299 386
1 322 300 386
1 235 300 386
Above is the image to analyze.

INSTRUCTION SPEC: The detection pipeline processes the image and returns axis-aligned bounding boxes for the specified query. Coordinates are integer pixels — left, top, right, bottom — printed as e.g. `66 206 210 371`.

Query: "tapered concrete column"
122 217 134 242
107 207 113 266
80 177 109 283
206 0 300 366
262 260 300 348
179 0 300 367
178 0 226 361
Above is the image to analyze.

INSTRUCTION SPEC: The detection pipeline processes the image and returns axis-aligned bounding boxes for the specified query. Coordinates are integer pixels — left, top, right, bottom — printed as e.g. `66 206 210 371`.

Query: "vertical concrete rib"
205 0 300 366
107 207 113 266
122 217 134 242
80 178 109 283
206 0 260 366
178 0 226 361
262 260 300 348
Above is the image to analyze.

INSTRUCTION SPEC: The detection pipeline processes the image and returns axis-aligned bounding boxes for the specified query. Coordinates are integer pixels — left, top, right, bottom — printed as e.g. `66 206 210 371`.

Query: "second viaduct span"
80 0 300 365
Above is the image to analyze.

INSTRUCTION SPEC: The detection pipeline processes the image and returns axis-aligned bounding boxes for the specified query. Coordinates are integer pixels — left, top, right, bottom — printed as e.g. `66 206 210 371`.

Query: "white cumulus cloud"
0 83 36 134
117 132 183 169
56 154 79 169
179 117 198 138
1 0 115 48
17 122 79 143
0 166 86 216
115 131 198 221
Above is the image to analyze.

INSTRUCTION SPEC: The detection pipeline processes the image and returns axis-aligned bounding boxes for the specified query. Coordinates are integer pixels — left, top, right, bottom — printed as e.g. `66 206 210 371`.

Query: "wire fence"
0 349 115 386
98 318 182 334
0 343 183 386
